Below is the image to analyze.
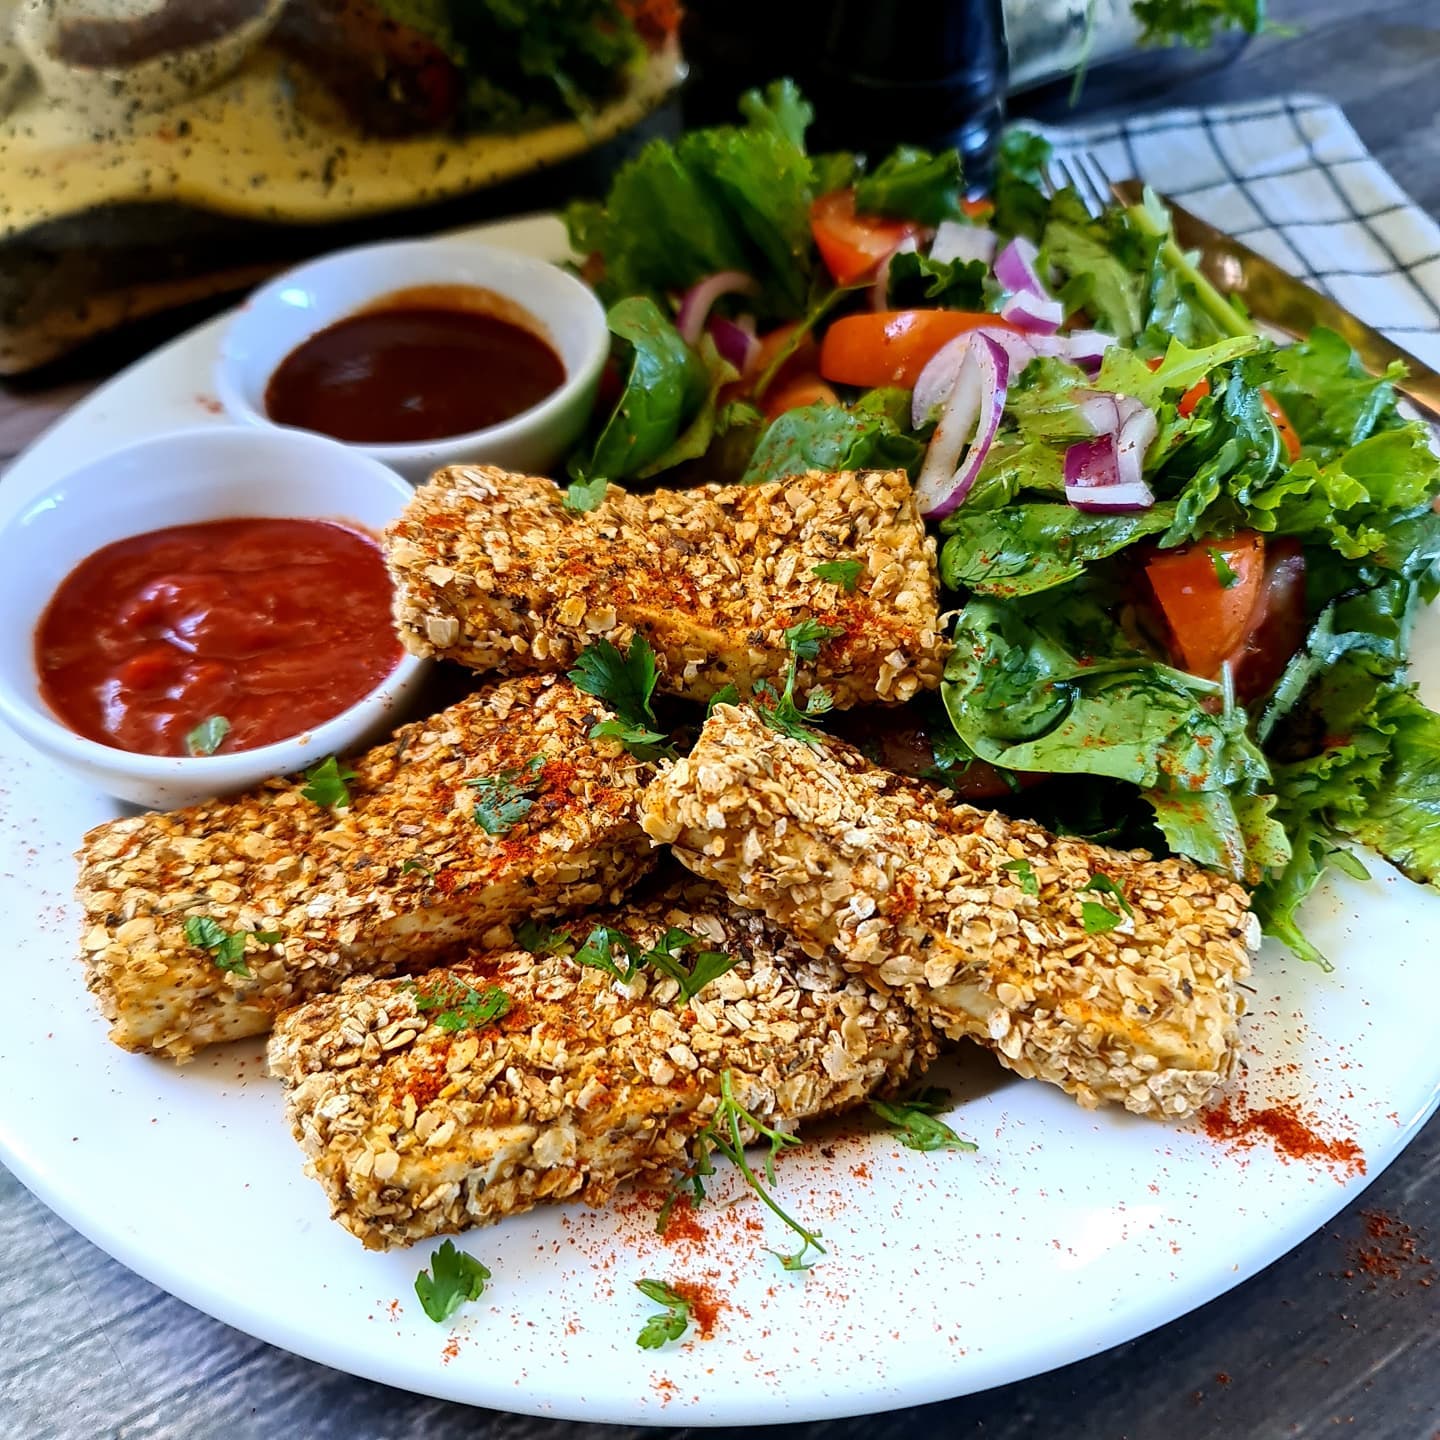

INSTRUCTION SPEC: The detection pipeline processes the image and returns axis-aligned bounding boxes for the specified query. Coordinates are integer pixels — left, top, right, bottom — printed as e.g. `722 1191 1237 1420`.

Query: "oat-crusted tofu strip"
641 705 1260 1120
78 677 657 1062
267 879 937 1249
385 464 946 707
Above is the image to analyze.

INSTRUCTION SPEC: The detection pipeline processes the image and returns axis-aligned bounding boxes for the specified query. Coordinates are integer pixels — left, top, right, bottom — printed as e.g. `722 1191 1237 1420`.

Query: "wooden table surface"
3 2 1437 1436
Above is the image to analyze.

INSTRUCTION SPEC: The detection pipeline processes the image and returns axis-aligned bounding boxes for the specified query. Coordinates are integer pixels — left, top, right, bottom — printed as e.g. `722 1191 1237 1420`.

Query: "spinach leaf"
634 334 739 480
854 146 964 226
939 503 1178 598
566 297 707 506
742 388 924 485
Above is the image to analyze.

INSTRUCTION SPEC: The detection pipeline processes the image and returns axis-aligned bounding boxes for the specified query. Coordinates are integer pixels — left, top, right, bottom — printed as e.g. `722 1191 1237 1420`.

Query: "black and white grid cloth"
1037 94 1440 370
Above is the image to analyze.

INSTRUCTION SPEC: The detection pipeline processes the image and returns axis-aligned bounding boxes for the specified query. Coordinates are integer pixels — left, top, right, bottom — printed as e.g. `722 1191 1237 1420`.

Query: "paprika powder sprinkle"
670 1279 725 1339
1200 1093 1366 1174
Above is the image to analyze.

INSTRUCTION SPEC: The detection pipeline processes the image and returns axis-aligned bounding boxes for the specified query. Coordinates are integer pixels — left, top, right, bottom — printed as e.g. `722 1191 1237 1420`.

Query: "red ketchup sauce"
36 517 403 758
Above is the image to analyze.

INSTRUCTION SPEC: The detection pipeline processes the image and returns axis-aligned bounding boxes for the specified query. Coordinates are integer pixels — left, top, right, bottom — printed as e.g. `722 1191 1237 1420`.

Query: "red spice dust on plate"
1200 1091 1366 1174
36 516 403 758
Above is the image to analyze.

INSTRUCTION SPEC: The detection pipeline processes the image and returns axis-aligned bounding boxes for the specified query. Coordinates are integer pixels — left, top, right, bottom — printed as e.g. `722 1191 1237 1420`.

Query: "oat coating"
384 465 947 707
78 677 658 1062
267 878 938 1249
641 704 1259 1119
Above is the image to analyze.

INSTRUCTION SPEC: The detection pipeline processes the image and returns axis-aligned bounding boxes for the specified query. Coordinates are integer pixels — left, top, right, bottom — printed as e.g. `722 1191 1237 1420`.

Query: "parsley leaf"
643 927 739 1002
573 925 646 984
754 667 834 746
783 618 844 661
572 925 737 1001
414 1240 491 1324
1082 872 1135 917
870 1087 978 1153
467 755 544 835
1209 546 1240 588
670 1069 825 1272
1002 858 1040 896
568 635 673 758
707 682 741 714
634 1279 692 1348
300 755 358 809
183 914 279 978
1081 901 1125 934
812 559 864 593
767 1248 818 1272
515 918 574 956
184 716 230 757
563 475 611 513
409 976 512 1032
400 858 433 877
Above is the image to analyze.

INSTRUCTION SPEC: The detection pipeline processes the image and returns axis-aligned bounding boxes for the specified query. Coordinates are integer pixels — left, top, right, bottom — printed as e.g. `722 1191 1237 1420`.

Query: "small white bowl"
215 238 609 482
0 426 429 810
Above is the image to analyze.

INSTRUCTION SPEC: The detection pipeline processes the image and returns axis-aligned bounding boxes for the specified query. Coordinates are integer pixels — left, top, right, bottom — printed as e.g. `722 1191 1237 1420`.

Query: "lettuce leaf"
854 146 964 226
1260 326 1406 457
991 129 1051 243
939 503 1177 598
886 251 994 311
564 80 832 320
741 387 924 485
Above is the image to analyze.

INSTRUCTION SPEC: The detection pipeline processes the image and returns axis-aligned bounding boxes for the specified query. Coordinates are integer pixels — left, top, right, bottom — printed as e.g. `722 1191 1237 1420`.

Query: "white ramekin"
0 426 429 810
214 238 609 483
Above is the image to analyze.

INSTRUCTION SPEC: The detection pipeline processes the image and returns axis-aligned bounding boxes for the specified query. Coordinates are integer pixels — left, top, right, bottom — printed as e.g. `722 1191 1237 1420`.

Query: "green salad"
562 81 1440 965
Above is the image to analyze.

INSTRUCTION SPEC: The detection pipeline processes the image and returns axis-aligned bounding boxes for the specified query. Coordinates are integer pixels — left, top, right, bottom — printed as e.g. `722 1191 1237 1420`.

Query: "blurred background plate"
0 40 682 238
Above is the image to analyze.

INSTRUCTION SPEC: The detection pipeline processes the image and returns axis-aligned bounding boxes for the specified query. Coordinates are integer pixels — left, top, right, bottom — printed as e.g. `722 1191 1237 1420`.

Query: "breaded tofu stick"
641 705 1259 1119
78 677 657 1062
268 879 937 1249
385 465 946 707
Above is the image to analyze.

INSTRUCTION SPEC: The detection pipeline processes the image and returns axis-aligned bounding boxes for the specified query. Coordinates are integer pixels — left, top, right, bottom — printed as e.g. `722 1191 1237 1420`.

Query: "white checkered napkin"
1033 95 1440 370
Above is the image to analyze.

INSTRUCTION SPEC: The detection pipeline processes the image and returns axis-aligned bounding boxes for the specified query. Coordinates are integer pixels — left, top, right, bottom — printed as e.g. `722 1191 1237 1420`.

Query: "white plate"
2 216 1438 1426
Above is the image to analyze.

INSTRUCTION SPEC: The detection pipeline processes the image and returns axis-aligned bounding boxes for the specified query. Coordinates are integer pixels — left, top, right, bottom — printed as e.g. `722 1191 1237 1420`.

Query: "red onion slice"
1064 433 1121 490
930 220 996 266
1075 390 1122 436
1061 329 1119 368
1064 479 1156 513
676 270 759 345
707 315 760 374
1116 402 1159 487
1000 290 1065 335
994 236 1047 298
915 334 1010 518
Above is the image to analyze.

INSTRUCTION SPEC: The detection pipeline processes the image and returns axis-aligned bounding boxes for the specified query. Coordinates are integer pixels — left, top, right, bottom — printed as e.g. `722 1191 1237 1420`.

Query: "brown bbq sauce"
264 285 565 445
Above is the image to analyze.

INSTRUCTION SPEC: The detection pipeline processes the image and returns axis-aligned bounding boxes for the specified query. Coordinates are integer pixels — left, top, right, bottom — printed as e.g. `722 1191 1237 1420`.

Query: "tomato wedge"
1145 532 1266 680
819 309 1019 389
1227 538 1307 704
763 374 838 419
810 190 920 285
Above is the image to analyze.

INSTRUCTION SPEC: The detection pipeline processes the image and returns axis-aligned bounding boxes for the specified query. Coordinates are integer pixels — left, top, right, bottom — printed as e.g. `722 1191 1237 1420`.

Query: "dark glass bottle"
681 0 1009 185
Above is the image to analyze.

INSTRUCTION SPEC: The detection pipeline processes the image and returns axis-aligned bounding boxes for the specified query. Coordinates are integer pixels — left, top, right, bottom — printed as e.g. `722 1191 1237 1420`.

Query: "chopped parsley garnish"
634 1279 692 1349
1326 847 1372 882
572 925 737 1001
184 716 230 756
668 1069 825 1272
467 755 544 835
400 858 433 877
1082 872 1135 917
300 755 357 809
1002 858 1040 896
568 634 673 758
754 667 834 746
409 976 512 1032
414 1240 491 1324
707 682 741 714
870 1087 978 1153
1209 547 1240 589
563 475 610 513
515 918 575 956
1081 903 1124 934
782 618 844 661
183 915 280 978
812 559 864 593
